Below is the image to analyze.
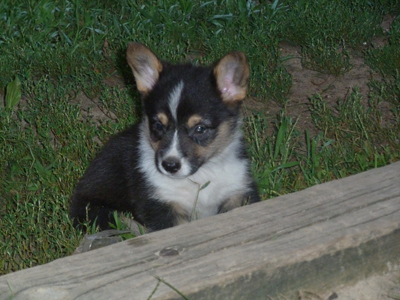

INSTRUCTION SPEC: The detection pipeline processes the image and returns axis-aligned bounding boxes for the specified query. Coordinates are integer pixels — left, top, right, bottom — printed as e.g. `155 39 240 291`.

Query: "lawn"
1 0 400 275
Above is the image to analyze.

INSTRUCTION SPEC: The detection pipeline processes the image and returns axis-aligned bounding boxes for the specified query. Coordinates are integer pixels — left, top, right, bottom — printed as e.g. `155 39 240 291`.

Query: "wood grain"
1 162 400 300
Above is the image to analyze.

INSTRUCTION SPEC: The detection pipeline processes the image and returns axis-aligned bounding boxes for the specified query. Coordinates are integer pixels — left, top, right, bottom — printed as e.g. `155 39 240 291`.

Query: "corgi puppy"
69 43 260 231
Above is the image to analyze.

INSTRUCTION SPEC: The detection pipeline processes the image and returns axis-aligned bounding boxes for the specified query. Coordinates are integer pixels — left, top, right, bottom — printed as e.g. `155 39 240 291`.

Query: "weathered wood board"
1 162 400 300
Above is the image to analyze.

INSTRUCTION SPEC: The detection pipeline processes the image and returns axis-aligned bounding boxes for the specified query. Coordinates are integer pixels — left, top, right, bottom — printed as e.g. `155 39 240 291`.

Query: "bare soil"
313 268 400 300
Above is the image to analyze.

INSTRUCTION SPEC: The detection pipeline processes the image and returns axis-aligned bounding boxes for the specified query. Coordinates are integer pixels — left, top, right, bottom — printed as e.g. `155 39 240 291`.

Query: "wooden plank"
1 162 400 300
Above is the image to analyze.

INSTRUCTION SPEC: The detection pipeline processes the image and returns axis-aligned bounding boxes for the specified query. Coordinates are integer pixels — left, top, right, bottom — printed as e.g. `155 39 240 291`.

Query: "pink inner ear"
141 65 158 90
221 80 238 97
127 43 163 94
220 69 241 99
214 51 249 102
133 58 161 94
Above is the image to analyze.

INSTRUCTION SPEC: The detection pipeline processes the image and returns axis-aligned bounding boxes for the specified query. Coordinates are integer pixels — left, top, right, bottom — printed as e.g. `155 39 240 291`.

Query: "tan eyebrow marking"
157 112 169 127
187 114 202 128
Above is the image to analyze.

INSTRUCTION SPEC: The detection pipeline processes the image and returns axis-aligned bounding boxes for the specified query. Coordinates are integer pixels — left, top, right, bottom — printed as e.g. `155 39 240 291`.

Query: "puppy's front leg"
138 200 189 230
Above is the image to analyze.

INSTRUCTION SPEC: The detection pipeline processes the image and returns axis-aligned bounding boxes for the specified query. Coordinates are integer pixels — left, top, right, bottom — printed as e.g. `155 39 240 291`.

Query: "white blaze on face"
165 130 180 158
168 81 184 121
158 81 191 178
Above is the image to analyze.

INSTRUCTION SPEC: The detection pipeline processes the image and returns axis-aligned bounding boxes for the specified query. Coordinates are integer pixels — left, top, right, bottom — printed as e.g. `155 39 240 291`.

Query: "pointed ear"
214 51 250 103
126 43 163 95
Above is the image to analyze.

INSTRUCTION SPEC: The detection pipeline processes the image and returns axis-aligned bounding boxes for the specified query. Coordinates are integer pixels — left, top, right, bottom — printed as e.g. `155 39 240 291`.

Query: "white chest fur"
138 126 250 219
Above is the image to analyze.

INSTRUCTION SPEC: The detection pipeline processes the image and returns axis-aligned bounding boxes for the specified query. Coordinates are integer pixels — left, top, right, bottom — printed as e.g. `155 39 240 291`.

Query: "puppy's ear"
126 43 163 95
214 51 249 103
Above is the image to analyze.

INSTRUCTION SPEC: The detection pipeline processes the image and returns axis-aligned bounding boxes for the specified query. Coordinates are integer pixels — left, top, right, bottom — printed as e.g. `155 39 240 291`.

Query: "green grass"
1 0 400 275
365 15 400 109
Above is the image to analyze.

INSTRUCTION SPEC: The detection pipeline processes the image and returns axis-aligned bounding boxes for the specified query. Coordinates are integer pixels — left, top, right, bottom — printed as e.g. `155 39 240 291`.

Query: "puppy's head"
127 43 249 178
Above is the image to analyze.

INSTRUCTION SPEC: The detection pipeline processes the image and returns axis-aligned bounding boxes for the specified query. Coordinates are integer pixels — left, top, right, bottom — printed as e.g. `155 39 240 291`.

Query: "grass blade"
5 77 22 110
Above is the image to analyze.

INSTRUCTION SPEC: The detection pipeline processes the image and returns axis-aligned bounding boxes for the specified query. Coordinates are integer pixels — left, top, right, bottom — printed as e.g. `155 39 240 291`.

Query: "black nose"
162 157 181 174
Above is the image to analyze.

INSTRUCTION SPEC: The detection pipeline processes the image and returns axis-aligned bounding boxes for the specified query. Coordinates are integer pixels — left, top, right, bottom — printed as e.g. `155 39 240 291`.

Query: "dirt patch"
317 268 400 300
245 40 386 139
282 44 373 134
246 15 397 138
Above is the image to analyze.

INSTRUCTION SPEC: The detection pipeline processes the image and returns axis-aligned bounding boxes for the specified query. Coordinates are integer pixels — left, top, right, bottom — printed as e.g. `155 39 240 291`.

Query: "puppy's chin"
163 173 189 179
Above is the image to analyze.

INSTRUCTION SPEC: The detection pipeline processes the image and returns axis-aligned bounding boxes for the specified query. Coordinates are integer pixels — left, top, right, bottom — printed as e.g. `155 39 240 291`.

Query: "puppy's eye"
156 122 163 130
194 125 207 134
153 121 164 132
